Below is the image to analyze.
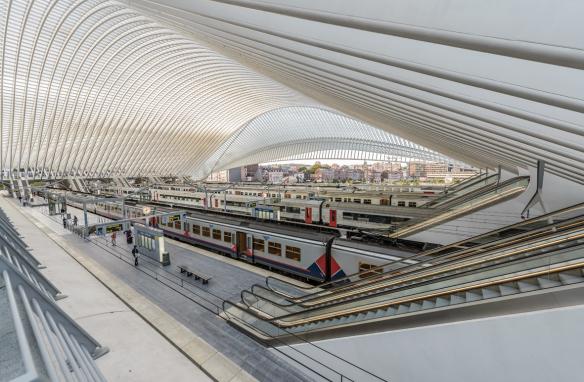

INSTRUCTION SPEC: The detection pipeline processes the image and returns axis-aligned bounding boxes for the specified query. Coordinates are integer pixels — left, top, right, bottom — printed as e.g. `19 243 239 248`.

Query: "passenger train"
141 186 434 230
72 200 418 282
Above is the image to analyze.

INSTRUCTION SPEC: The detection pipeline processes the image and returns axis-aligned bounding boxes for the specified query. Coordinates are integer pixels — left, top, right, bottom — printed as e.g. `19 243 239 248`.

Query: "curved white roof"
3 0 582 182
0 0 456 180
129 0 584 184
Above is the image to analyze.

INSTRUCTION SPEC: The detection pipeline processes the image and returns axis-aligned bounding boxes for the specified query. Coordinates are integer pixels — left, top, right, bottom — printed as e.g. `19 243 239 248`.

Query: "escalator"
242 220 584 315
224 203 584 342
387 175 530 238
258 202 584 307
421 172 499 209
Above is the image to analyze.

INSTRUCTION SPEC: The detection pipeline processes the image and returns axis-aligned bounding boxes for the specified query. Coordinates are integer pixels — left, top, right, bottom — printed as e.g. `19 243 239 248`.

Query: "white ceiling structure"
0 0 456 180
125 0 584 184
1 0 583 181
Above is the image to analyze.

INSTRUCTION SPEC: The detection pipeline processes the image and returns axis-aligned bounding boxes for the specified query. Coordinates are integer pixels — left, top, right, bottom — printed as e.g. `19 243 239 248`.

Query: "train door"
329 210 337 227
380 198 388 206
183 221 190 236
305 208 313 224
214 199 219 208
236 231 248 257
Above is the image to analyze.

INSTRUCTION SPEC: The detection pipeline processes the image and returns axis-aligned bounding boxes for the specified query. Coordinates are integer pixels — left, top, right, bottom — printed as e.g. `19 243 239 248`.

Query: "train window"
268 242 281 256
285 206 301 214
296 195 302 199
397 201 406 207
174 221 181 229
353 198 361 203
285 246 301 261
212 229 222 240
408 202 417 207
364 199 372 204
344 198 349 202
335 198 342 202
253 238 265 251
224 231 232 243
359 263 383 278
202 227 210 237
192 225 200 235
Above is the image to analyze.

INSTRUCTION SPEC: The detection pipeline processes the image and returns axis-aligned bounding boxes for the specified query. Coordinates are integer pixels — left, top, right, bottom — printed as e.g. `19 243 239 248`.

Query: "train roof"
324 202 435 219
272 198 324 206
333 237 419 258
185 210 334 242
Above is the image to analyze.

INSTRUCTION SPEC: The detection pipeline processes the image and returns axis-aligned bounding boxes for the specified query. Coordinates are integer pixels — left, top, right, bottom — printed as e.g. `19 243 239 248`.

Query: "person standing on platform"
73 216 78 226
132 245 139 266
62 216 67 229
111 231 117 246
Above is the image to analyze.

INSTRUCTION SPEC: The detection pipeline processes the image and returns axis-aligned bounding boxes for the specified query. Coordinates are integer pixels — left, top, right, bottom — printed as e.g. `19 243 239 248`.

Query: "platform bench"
177 264 193 277
177 265 212 284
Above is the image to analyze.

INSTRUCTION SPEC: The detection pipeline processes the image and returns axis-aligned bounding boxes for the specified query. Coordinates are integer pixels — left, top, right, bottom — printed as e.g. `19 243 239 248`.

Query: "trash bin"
161 252 170 266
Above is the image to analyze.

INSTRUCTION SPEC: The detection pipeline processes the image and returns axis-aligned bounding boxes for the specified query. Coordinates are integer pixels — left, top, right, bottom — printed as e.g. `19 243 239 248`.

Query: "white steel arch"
0 0 461 180
202 106 454 178
128 0 584 184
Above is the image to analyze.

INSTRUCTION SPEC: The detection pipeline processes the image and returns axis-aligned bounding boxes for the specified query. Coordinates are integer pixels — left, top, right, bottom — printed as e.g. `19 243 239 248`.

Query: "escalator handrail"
222 301 387 382
269 255 584 328
433 175 527 211
266 209 584 303
443 171 490 193
293 227 584 308
422 172 500 208
259 224 584 308
250 242 571 320
388 176 530 238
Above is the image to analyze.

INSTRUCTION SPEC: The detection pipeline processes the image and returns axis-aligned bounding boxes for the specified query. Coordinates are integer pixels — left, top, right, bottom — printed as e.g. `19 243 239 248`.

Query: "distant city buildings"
206 161 478 184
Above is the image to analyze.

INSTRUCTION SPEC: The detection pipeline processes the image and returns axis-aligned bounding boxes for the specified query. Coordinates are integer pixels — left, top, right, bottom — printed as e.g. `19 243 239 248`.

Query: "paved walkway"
15 197 313 382
0 195 212 382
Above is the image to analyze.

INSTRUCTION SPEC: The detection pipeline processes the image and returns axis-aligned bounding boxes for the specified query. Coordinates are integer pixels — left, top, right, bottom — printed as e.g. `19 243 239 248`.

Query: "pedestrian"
111 232 117 246
132 245 139 266
73 216 78 226
62 216 67 229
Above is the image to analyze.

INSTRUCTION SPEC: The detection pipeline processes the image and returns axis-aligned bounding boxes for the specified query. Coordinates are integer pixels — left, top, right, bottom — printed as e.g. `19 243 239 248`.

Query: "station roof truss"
0 0 460 180
128 0 584 184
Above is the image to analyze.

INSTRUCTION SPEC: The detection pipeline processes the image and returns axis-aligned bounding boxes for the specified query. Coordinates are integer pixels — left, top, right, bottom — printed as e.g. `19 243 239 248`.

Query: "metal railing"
0 206 107 382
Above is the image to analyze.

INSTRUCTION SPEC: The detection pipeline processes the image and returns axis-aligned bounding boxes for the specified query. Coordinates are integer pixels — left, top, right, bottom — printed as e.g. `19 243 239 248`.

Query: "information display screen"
168 214 181 222
105 224 123 234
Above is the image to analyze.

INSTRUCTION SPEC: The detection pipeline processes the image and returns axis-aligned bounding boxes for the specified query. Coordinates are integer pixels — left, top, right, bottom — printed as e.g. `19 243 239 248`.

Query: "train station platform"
4 195 313 382
0 194 210 382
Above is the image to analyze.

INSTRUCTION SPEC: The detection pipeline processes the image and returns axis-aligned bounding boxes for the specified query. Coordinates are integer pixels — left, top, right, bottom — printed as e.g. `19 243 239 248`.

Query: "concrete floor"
14 198 314 382
0 196 212 382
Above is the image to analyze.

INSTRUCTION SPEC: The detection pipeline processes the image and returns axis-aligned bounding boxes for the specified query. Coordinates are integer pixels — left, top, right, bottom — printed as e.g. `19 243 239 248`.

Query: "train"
71 199 418 283
143 186 434 231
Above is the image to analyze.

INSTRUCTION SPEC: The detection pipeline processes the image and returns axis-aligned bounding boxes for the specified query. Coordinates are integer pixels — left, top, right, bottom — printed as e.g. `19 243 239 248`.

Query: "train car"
330 239 418 280
273 199 324 224
158 211 416 282
320 202 432 230
68 197 418 282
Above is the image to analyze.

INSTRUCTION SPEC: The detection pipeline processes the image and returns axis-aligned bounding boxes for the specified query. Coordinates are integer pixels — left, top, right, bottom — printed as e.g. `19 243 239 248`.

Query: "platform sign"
94 221 129 236
161 212 186 225
168 214 182 222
